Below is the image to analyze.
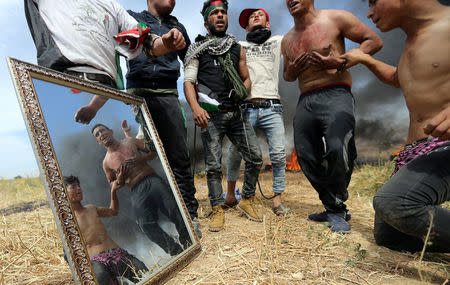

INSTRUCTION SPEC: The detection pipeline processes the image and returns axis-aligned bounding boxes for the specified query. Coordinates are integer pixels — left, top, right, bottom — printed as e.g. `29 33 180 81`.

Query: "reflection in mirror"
7 59 200 285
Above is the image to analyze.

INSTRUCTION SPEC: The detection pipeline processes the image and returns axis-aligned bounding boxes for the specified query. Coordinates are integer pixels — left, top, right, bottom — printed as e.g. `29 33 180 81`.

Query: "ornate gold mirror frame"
7 57 201 285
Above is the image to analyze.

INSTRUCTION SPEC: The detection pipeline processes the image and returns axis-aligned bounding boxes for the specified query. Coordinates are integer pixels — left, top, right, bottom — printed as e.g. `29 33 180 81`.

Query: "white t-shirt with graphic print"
239 35 283 101
33 0 139 82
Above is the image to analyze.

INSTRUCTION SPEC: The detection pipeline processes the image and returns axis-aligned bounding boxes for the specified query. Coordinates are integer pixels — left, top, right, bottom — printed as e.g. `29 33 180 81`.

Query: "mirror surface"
8 58 200 285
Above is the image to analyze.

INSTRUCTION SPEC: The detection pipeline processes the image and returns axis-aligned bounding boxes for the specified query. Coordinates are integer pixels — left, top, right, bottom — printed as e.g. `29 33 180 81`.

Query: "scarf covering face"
203 1 227 22
184 34 237 67
246 27 271 44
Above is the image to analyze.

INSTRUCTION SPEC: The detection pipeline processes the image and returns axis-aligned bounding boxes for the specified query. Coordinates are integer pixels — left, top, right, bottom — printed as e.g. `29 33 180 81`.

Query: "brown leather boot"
237 196 263 222
209 205 225 232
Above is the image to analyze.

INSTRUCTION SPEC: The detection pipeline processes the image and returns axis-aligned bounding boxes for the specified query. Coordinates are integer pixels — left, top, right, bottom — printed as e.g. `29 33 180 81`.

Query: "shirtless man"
92 123 191 256
342 0 450 252
64 175 148 284
282 0 383 232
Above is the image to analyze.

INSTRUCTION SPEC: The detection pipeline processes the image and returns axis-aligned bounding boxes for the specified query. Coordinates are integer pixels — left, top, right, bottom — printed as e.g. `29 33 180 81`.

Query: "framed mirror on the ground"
7 57 201 285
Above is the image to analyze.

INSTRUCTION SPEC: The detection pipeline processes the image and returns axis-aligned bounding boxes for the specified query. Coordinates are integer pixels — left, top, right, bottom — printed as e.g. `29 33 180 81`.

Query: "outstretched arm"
342 48 400 88
97 180 122 217
151 28 186 57
337 10 383 68
121 120 132 138
74 96 108 124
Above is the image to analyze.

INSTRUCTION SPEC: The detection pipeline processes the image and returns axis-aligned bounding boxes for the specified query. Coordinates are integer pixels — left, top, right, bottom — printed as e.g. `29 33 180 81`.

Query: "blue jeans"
226 104 286 193
201 111 263 207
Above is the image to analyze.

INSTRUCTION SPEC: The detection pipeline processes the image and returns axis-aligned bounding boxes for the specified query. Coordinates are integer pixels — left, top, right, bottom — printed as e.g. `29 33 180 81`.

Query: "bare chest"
286 23 339 58
106 143 138 170
75 208 99 234
398 24 450 95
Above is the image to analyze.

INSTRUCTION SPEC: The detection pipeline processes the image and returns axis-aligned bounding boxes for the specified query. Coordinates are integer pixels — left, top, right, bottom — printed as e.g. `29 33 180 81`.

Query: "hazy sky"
0 0 406 178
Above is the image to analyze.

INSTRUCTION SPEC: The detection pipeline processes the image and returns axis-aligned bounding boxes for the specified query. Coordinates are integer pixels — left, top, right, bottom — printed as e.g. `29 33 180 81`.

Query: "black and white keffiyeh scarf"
184 34 237 67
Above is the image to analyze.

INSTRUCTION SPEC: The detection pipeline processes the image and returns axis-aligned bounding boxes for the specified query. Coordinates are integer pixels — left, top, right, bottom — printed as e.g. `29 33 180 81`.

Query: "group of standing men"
26 0 449 282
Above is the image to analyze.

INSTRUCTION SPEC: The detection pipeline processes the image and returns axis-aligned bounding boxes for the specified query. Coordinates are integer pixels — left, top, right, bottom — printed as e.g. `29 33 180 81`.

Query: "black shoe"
326 213 351 233
308 210 351 222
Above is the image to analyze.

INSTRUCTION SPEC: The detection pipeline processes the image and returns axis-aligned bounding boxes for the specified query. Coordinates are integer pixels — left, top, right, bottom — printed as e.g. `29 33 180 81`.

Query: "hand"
424 106 450 140
111 180 124 192
286 52 310 76
121 120 132 138
341 48 368 69
193 106 210 129
309 45 346 71
74 105 97 124
116 158 137 185
161 28 186 52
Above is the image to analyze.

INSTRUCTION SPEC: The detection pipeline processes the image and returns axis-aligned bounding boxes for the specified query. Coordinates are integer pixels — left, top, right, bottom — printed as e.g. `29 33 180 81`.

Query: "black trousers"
127 89 199 219
293 85 357 213
373 144 450 252
131 174 191 256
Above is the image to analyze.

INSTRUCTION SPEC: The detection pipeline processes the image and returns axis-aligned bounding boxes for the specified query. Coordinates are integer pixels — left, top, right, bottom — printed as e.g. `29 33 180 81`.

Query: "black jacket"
126 10 190 89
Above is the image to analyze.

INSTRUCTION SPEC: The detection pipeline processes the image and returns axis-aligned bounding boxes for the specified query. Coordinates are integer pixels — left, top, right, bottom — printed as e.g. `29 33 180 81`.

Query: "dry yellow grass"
0 207 74 285
0 177 47 209
168 164 449 285
0 166 449 285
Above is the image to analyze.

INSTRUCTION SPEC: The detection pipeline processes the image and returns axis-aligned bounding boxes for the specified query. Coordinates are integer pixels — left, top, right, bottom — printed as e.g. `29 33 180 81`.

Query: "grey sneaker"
192 217 202 239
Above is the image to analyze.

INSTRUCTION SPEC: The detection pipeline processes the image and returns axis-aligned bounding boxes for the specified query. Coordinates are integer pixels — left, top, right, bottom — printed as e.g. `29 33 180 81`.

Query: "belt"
65 70 116 87
130 78 178 90
241 99 281 109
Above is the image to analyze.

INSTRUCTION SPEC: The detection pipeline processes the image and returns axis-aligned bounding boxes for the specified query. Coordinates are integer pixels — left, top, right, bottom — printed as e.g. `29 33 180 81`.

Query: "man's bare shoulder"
102 154 111 168
122 137 139 145
284 26 297 37
84 204 97 211
74 204 97 217
320 9 357 22
282 28 296 44
433 8 450 28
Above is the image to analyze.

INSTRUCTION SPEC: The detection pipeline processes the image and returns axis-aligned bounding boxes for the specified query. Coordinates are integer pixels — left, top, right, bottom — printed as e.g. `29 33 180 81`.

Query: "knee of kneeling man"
373 195 404 220
373 196 391 215
373 230 386 247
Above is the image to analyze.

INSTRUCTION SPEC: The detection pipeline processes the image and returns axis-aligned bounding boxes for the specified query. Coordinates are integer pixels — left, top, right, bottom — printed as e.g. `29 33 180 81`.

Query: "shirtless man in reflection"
64 175 148 284
342 0 450 252
91 123 191 256
282 0 383 232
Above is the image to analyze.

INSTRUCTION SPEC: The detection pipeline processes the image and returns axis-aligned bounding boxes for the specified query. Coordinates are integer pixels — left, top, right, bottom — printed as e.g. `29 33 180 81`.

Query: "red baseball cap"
238 8 270 29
